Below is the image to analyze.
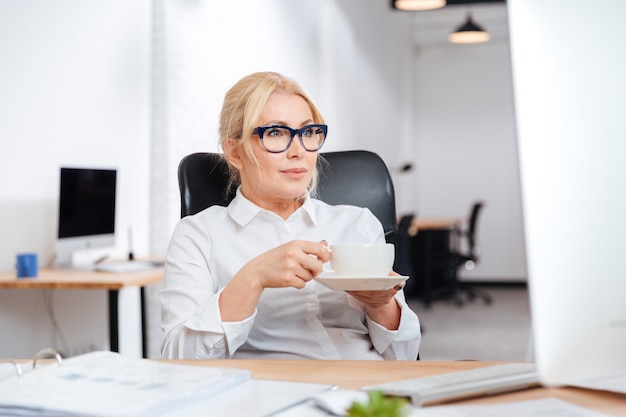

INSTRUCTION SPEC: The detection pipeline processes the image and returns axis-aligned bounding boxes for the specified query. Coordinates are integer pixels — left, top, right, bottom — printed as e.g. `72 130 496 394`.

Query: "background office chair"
178 150 398 244
433 201 491 307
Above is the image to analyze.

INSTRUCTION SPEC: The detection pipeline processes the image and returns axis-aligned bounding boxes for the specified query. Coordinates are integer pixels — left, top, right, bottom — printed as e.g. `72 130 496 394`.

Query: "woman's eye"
266 128 283 138
301 127 313 137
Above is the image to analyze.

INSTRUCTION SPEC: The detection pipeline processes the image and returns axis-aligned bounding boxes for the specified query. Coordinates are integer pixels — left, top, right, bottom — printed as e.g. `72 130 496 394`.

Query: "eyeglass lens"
259 125 326 153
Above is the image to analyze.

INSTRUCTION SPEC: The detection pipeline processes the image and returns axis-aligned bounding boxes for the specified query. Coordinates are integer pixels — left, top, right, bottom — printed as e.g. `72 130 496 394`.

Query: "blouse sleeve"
159 217 255 359
366 292 421 360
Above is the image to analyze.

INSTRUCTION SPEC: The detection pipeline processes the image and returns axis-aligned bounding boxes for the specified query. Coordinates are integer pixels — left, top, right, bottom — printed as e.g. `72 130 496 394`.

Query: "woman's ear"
223 138 243 170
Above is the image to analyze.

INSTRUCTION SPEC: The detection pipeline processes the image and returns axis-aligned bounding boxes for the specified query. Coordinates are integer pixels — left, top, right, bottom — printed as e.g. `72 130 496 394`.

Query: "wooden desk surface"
0 267 163 290
174 359 626 415
412 217 464 231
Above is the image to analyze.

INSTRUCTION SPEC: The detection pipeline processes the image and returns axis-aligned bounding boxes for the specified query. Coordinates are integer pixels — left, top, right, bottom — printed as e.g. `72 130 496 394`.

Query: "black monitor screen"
58 167 117 239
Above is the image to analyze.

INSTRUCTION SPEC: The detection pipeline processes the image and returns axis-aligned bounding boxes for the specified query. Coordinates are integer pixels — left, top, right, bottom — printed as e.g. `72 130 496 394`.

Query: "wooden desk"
411 217 463 234
0 268 163 358
174 359 626 416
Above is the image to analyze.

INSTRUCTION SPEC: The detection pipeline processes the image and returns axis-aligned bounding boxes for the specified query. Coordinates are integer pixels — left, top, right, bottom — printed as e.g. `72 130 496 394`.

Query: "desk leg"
422 233 434 307
108 290 119 353
140 286 147 358
108 287 147 357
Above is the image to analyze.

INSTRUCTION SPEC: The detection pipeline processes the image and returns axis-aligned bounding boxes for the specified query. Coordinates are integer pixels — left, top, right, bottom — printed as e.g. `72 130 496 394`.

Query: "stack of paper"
0 351 250 417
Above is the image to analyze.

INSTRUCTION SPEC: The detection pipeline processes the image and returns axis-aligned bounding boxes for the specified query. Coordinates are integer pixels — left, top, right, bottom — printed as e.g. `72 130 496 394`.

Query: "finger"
299 240 331 263
299 254 326 277
351 288 398 296
347 292 393 303
290 276 308 289
295 267 316 284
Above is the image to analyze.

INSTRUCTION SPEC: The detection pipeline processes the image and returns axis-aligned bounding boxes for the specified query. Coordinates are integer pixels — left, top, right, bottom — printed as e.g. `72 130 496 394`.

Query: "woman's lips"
282 167 307 178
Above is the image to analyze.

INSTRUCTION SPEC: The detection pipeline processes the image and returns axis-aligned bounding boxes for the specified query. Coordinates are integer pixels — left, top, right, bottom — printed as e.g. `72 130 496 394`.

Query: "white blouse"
160 189 421 360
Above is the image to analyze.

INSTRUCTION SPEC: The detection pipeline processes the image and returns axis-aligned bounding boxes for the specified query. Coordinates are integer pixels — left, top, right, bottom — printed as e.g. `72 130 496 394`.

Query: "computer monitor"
509 0 626 386
55 167 117 267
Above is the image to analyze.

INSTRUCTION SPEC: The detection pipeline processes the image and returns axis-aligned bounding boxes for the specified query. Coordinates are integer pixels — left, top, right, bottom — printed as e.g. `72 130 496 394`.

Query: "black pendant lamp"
449 12 490 44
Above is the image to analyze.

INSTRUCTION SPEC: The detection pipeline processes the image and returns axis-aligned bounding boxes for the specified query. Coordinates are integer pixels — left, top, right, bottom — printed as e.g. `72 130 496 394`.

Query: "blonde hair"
218 72 326 196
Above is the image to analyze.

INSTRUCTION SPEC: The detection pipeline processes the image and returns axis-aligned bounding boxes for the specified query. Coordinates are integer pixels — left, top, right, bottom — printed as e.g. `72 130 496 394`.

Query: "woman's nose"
286 134 306 156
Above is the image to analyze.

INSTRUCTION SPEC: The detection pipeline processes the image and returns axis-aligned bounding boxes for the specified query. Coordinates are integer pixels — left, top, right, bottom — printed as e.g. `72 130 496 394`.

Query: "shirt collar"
300 193 317 225
227 187 318 226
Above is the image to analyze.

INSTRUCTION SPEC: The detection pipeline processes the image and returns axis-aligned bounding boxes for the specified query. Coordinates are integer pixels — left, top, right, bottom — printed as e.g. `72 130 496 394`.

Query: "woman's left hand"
347 272 404 330
347 285 402 311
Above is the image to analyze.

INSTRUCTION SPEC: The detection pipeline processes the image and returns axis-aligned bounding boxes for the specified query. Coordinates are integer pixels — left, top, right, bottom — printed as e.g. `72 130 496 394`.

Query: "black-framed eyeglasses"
252 124 328 153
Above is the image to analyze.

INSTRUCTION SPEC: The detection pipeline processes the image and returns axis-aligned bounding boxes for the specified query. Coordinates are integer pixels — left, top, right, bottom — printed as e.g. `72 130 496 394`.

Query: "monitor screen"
56 167 117 266
509 0 626 387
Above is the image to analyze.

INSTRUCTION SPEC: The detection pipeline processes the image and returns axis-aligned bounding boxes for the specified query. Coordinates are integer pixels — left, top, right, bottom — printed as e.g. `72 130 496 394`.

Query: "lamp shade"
392 0 446 11
449 13 490 44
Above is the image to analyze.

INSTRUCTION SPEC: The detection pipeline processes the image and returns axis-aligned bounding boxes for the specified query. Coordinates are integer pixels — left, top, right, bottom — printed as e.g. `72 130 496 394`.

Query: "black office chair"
432 201 492 307
177 150 398 244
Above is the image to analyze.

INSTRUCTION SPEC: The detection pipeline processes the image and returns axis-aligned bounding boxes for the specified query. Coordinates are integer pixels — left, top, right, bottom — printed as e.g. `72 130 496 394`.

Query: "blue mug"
16 253 38 278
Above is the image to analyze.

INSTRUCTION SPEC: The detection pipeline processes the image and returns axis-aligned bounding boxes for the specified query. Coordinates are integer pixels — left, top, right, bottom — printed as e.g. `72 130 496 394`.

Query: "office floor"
407 285 533 362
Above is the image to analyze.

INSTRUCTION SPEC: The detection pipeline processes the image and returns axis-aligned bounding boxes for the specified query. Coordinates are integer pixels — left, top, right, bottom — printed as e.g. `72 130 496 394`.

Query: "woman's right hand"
242 240 331 290
219 240 330 322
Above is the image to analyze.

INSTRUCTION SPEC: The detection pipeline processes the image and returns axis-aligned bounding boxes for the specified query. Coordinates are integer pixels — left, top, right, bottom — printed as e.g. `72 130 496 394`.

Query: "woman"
160 72 421 359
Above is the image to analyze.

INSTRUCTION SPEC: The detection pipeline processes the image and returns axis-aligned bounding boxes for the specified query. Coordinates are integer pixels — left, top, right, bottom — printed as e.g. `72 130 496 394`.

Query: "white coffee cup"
327 243 395 277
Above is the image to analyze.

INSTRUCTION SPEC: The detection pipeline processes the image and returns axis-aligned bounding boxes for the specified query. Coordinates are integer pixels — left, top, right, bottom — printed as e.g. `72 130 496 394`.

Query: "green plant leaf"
346 391 409 417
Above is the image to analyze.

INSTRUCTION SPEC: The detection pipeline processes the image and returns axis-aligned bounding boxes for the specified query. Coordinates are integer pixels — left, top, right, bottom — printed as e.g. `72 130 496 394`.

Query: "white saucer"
315 274 409 291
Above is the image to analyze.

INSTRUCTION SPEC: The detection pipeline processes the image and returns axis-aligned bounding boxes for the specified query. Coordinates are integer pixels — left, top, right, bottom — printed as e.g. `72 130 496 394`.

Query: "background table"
404 217 462 305
0 268 163 358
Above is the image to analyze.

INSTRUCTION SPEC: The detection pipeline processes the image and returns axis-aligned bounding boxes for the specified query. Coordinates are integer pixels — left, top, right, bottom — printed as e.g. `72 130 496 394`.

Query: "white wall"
0 1 151 358
409 5 527 281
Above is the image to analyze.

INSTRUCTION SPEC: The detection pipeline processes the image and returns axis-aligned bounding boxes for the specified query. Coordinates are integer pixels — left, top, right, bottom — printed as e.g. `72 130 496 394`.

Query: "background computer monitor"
509 0 626 386
55 167 117 267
